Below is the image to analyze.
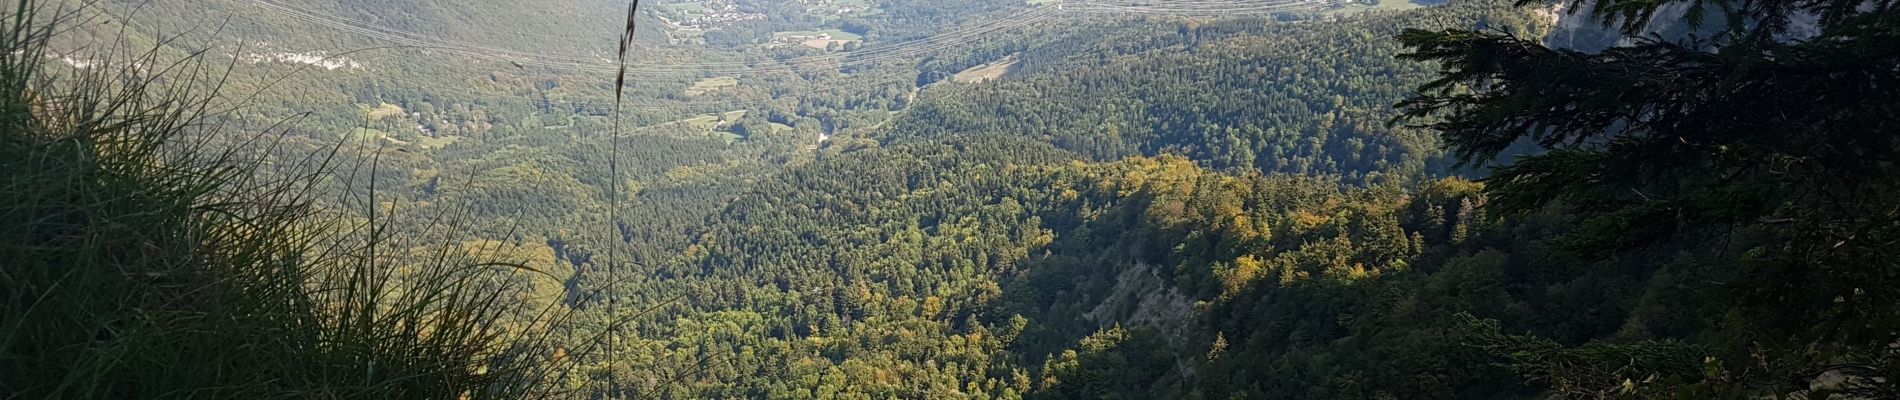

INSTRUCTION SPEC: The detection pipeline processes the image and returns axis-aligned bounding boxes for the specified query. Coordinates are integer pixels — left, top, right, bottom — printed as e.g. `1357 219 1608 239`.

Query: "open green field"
772 29 863 41
720 110 748 122
685 76 739 96
679 115 722 131
952 54 1020 83
1326 0 1426 14
415 135 460 149
361 103 405 121
640 109 750 134
772 29 864 49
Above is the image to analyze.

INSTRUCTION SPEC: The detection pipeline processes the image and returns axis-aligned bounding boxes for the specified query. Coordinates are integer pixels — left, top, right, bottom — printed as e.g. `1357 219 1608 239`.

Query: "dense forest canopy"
5 0 1895 398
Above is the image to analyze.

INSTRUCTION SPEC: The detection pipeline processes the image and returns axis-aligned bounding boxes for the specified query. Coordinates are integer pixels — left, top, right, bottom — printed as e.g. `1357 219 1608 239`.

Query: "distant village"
655 0 871 31
654 0 765 32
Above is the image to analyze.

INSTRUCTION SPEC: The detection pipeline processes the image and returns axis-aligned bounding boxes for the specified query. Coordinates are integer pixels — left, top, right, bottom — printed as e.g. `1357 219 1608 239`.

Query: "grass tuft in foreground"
0 2 572 398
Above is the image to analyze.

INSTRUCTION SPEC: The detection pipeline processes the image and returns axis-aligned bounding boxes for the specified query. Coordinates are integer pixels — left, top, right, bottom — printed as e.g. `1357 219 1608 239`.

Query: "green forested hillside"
541 2 1581 398
886 4 1539 183
12 0 1896 397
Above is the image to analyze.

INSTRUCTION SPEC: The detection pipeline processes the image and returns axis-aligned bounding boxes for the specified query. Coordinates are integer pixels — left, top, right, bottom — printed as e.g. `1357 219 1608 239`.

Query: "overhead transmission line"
247 0 1058 75
226 0 1341 121
245 0 1331 77
1066 0 1338 15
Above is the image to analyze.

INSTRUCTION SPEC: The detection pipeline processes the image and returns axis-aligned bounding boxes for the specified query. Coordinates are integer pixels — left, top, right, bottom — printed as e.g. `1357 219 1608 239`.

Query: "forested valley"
5 0 1896 398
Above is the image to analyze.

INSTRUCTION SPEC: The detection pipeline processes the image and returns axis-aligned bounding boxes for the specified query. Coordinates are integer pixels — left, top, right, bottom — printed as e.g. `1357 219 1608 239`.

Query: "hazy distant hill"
82 0 645 57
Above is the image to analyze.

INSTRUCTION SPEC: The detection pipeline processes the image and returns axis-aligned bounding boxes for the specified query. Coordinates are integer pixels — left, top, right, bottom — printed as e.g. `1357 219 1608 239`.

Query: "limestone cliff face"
1544 0 1824 52
1084 263 1196 342
1543 0 1709 51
